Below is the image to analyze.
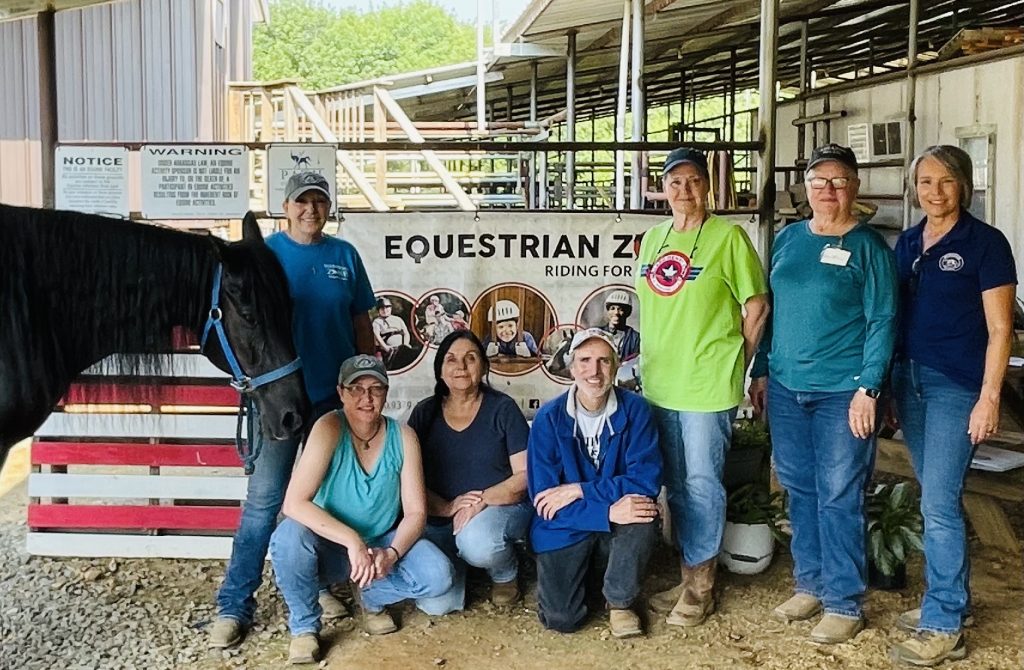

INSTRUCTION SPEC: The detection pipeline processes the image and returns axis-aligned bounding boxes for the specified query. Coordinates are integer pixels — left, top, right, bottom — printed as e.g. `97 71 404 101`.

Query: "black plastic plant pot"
868 560 907 590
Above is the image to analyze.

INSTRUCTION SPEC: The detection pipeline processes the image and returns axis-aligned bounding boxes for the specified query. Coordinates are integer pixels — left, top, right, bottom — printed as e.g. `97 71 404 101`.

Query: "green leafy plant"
726 483 788 542
731 419 771 452
866 482 924 577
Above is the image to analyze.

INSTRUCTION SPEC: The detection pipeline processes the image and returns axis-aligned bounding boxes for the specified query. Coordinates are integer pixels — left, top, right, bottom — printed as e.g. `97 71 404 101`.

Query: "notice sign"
266 143 337 216
140 144 248 219
55 146 129 217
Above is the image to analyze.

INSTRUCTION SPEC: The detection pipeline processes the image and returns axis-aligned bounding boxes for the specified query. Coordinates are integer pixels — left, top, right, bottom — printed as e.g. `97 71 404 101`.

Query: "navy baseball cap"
662 147 709 177
807 143 858 174
285 171 332 202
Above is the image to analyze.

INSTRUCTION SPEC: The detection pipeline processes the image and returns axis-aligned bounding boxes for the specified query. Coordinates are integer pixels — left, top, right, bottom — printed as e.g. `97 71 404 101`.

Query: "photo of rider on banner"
371 293 423 372
472 284 556 376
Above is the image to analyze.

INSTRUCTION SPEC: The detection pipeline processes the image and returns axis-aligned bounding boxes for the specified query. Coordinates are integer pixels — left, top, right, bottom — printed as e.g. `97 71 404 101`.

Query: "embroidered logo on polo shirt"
324 264 350 280
938 253 964 272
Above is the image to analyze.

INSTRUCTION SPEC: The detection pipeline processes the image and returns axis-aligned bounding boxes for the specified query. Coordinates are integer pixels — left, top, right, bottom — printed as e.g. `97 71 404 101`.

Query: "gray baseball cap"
285 171 332 202
338 354 389 387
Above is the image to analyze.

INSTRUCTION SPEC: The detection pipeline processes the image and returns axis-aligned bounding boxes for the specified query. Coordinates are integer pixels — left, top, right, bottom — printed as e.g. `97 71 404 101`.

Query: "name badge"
820 246 851 266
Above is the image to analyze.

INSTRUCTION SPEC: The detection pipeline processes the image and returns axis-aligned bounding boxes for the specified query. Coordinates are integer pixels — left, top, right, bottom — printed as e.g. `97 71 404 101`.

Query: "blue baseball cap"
662 147 709 177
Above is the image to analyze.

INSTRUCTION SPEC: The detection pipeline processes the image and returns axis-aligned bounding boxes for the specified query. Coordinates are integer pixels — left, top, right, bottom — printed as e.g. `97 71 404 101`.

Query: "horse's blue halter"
200 265 303 475
200 264 302 393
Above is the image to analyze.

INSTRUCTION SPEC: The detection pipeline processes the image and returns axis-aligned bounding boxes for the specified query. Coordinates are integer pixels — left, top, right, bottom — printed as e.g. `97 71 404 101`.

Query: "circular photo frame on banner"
412 290 472 348
471 284 557 377
371 291 425 373
540 324 579 384
577 285 641 390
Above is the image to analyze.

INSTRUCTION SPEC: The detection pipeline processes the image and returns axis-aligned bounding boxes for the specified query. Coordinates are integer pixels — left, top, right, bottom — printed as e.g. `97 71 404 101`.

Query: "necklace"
656 212 709 259
350 419 383 451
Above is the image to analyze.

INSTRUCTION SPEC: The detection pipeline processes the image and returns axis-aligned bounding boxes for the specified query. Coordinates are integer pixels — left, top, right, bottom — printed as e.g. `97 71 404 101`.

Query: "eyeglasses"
909 254 923 295
343 384 387 399
807 176 852 190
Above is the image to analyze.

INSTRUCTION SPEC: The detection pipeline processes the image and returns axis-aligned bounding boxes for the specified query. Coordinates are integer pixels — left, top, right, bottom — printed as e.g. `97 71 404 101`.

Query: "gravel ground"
2 478 1022 670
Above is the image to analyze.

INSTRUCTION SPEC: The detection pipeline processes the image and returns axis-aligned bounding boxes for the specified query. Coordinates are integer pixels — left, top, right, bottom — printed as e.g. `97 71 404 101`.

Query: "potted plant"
723 418 771 491
719 482 787 575
866 482 924 590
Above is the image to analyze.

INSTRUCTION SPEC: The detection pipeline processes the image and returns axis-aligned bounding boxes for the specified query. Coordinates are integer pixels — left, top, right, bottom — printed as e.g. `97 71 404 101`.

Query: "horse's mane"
0 204 217 398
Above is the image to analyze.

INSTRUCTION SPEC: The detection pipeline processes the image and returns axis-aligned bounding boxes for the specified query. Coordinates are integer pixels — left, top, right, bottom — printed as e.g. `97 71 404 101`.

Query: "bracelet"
386 545 401 561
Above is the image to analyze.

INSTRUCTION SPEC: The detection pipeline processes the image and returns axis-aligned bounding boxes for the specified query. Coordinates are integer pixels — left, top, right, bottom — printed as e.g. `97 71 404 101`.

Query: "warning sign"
266 143 338 217
140 145 248 219
55 146 129 217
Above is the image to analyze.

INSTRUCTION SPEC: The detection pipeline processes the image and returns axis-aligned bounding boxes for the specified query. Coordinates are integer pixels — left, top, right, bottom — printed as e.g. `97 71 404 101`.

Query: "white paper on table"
970 444 1024 472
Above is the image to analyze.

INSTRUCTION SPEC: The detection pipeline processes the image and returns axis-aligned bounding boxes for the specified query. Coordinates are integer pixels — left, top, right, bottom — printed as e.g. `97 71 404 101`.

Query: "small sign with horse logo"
266 143 338 217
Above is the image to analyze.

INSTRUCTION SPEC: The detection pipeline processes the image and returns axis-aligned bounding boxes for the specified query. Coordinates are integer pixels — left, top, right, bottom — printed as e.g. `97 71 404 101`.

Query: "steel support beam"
629 0 646 209
566 29 577 209
755 0 780 266
903 0 919 230
476 0 487 132
37 9 57 208
615 0 632 210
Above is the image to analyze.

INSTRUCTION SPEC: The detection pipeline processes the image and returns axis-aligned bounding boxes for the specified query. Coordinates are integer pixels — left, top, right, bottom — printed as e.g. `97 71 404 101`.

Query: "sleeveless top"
312 414 404 540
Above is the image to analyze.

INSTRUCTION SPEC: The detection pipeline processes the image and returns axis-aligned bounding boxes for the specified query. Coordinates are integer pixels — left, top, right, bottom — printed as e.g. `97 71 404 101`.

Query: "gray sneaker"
208 617 244 649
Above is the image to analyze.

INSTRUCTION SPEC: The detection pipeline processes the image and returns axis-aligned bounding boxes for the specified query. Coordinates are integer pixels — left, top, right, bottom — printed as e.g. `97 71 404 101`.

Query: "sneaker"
896 608 975 634
890 631 966 666
810 614 865 644
771 593 822 623
208 617 244 649
319 590 349 621
491 579 521 606
362 609 398 636
648 582 683 614
609 608 643 639
288 633 321 665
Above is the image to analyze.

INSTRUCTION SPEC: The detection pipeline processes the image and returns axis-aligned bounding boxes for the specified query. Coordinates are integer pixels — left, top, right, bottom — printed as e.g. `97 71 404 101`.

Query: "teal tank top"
312 414 403 540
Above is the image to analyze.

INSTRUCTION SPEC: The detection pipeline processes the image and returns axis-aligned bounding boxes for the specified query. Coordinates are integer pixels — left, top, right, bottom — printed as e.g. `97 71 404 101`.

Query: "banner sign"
266 144 338 216
140 145 248 219
344 211 674 420
55 146 129 217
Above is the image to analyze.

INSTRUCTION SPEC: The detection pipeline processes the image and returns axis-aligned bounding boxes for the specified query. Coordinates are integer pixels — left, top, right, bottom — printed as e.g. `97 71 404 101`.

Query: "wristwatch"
858 386 881 399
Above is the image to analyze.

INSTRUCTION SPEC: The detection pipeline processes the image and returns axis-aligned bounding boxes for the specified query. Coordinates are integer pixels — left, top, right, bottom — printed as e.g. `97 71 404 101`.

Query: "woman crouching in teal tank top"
268 355 454 664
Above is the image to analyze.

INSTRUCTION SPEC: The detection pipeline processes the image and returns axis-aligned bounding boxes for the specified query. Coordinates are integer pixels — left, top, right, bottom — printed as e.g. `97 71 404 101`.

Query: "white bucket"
719 522 775 574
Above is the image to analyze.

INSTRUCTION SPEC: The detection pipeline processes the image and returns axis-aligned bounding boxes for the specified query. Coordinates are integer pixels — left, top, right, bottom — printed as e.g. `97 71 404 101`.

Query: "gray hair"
908 145 974 209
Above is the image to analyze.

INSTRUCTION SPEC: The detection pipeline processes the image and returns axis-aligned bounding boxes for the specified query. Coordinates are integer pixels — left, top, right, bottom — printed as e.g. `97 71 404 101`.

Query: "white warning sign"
140 145 248 219
55 146 129 217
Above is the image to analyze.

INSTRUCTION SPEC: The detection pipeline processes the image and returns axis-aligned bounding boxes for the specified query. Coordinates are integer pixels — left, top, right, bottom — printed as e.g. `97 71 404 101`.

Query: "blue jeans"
418 502 532 614
893 359 978 634
767 378 872 618
653 405 737 566
269 518 454 635
216 399 339 624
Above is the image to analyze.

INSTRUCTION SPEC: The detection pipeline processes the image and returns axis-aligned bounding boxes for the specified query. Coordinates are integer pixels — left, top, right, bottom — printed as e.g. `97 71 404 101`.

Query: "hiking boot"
609 608 643 639
771 593 822 623
491 579 521 606
362 609 398 635
890 631 966 666
896 608 975 634
208 617 244 649
649 582 683 614
810 614 865 644
288 633 320 665
319 590 349 621
666 558 716 627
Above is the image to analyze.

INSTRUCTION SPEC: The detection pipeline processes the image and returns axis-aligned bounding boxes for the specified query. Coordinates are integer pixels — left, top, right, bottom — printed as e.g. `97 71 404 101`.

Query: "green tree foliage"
253 0 481 89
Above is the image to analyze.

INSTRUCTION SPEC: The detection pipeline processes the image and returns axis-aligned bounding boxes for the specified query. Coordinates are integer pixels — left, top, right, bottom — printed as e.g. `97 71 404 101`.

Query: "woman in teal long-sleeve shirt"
749 144 897 646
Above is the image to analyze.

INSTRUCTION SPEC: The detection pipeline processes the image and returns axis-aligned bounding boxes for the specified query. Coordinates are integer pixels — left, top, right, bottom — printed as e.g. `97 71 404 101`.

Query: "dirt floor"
2 442 1022 670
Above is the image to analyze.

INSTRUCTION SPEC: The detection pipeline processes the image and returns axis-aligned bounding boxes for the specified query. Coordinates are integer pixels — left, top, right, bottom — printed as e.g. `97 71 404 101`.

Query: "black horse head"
202 214 310 440
0 204 310 466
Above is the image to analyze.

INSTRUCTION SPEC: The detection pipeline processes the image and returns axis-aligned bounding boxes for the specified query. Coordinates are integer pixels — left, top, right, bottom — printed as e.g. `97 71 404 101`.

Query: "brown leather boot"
649 562 686 613
667 558 716 627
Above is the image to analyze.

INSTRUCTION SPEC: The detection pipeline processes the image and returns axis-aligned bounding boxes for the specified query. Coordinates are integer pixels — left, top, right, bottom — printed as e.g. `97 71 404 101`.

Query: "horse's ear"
241 212 263 243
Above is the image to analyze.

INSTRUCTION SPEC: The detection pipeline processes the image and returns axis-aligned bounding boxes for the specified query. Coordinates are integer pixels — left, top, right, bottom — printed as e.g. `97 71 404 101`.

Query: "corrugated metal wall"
0 0 255 205
0 16 42 205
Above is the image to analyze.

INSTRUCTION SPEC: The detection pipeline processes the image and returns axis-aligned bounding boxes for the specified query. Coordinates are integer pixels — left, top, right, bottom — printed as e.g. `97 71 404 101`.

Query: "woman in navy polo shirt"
889 145 1016 666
